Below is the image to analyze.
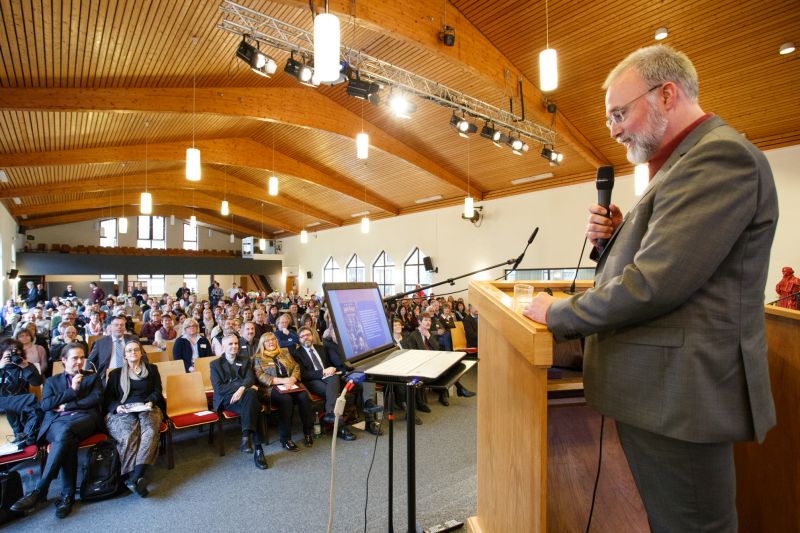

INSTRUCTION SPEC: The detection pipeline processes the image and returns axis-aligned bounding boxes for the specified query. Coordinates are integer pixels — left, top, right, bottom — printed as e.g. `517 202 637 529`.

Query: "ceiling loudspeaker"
306 271 313 279
423 256 438 273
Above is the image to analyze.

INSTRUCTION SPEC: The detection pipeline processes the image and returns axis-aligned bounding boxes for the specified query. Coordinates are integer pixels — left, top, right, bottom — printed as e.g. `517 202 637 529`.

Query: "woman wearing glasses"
173 318 213 372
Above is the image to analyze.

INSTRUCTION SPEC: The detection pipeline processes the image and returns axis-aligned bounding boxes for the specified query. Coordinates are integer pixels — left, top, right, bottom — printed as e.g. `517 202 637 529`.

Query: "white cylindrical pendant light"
259 237 267 251
221 200 230 216
118 217 128 234
634 164 650 196
539 48 558 92
361 216 370 234
356 132 369 159
300 229 308 244
463 196 474 218
186 147 201 181
268 175 279 196
170 214 175 225
313 13 341 82
140 192 152 214
229 233 235 244
189 215 197 228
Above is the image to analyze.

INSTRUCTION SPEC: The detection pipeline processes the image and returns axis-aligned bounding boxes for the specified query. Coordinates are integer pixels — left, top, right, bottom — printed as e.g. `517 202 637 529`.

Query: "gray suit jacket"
548 116 778 443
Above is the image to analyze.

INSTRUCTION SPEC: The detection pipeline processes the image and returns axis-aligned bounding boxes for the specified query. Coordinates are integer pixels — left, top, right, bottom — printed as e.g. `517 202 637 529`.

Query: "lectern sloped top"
468 280 594 368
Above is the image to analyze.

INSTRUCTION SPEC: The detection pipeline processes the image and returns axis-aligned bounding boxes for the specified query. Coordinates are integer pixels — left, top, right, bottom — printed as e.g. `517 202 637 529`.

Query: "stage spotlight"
449 113 477 137
236 39 277 77
541 146 564 165
506 135 524 154
480 123 504 147
389 92 416 118
284 53 315 87
346 70 381 106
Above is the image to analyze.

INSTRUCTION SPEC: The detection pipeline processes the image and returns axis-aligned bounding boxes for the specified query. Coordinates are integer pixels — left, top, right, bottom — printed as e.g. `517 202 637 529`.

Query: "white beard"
620 99 668 164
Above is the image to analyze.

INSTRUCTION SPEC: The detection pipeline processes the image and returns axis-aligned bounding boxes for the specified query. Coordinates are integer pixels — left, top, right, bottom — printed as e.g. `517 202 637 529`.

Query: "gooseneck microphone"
595 166 615 249
510 227 540 273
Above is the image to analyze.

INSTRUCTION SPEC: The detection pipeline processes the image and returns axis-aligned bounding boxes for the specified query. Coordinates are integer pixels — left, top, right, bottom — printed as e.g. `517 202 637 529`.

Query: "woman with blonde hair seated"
253 332 314 451
102 339 165 497
173 318 213 372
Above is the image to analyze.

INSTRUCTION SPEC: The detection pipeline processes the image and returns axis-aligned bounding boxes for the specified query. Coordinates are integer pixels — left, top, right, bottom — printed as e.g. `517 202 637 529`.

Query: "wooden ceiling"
0 0 797 237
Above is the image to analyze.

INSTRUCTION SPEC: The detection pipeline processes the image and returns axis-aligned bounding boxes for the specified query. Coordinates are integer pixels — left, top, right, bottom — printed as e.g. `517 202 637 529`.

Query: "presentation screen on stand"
325 286 394 363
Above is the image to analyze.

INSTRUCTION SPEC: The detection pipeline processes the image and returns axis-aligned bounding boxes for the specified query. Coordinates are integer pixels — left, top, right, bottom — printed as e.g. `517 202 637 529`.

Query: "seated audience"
85 311 104 337
0 338 43 446
153 314 177 350
49 325 87 367
253 332 314 451
200 308 216 337
12 342 103 519
462 305 478 349
252 307 272 340
274 313 300 349
88 316 138 379
15 324 48 373
211 318 239 356
210 334 269 469
238 321 259 359
173 318 213 372
139 309 163 344
103 339 165 498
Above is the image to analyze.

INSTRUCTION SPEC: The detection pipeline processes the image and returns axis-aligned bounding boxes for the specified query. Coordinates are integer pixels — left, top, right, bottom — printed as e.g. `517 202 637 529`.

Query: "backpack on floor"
80 439 121 501
0 470 24 524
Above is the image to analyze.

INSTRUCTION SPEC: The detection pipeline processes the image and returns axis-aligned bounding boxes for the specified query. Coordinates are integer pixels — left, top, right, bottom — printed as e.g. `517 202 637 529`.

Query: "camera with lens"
9 348 24 366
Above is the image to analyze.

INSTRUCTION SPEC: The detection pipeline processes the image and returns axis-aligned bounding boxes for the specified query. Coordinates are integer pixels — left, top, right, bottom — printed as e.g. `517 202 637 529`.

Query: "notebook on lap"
322 282 464 382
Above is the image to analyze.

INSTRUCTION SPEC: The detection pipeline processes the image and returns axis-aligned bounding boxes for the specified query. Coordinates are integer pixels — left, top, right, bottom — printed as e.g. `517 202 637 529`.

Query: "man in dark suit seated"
88 315 137 379
12 342 103 519
210 334 268 470
462 305 479 349
291 327 356 441
0 338 43 446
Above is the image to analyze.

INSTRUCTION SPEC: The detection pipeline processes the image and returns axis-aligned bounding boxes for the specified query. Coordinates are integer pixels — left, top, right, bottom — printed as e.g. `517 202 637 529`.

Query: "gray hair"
604 45 698 102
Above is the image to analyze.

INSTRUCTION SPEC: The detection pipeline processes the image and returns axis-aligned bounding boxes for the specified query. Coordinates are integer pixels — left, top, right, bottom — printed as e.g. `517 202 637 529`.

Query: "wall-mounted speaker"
306 271 313 279
423 256 434 272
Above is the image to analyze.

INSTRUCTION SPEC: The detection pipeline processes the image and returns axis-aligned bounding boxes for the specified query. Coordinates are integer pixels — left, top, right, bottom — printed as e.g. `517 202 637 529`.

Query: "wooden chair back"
143 344 162 353
145 350 172 364
451 321 469 350
87 335 102 352
30 384 42 402
194 356 220 391
154 360 187 396
52 361 64 375
166 372 209 418
164 340 176 357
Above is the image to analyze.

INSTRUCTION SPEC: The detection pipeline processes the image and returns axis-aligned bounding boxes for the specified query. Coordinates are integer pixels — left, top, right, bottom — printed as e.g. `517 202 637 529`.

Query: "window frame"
372 251 395 296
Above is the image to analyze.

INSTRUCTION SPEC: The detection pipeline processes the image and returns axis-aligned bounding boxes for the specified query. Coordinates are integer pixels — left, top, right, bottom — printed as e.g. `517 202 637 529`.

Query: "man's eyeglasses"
605 84 662 129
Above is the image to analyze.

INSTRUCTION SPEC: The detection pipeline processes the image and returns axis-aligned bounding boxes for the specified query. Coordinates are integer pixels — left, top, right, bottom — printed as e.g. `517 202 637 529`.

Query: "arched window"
346 254 365 282
372 251 395 296
323 256 340 283
404 247 431 294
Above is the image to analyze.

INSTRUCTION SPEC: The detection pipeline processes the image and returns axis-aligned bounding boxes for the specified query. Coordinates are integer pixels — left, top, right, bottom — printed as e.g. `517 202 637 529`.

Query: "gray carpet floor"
6 370 478 533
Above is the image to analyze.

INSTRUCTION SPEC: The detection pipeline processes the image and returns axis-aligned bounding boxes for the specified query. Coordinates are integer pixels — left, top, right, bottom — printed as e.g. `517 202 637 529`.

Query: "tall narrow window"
372 251 395 296
404 247 432 294
137 216 166 249
323 256 340 283
100 219 117 248
183 274 198 293
137 274 166 296
345 254 365 282
183 223 198 251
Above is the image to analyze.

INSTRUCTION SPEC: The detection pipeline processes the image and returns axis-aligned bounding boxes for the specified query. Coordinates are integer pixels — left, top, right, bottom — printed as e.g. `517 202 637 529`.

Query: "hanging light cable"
539 0 558 92
119 164 128 234
300 186 308 244
268 130 278 196
186 36 201 181
190 189 197 228
141 121 152 214
361 179 370 234
464 137 474 218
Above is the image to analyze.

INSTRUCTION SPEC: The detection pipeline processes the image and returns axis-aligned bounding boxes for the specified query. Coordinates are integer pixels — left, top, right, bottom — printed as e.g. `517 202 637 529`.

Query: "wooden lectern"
466 280 590 533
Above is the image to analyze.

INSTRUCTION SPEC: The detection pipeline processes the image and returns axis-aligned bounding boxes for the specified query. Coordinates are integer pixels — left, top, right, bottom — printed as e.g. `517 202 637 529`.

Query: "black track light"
346 70 381 106
284 53 315 87
541 146 564 165
449 113 477 137
236 39 277 77
480 123 504 147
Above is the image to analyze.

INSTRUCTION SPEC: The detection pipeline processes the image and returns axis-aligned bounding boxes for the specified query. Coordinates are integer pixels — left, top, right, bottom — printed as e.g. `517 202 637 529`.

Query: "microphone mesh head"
596 166 615 189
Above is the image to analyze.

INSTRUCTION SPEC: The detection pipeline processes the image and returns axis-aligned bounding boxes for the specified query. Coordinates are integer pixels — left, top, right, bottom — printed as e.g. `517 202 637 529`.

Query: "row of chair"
31 243 241 257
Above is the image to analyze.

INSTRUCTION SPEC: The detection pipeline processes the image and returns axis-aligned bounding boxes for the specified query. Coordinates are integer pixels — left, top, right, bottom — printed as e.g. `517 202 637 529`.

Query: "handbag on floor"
0 470 24 524
80 439 121 501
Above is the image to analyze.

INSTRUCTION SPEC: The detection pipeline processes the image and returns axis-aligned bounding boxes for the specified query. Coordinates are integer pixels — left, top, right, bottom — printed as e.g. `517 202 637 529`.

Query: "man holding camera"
0 338 43 447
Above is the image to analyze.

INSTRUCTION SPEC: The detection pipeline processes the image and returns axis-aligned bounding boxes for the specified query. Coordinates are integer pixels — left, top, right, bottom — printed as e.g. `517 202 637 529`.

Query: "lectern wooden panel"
466 280 590 533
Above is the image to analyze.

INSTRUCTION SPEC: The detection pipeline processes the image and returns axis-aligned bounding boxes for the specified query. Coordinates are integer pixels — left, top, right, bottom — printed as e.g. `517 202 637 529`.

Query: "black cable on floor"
585 415 605 533
363 401 386 533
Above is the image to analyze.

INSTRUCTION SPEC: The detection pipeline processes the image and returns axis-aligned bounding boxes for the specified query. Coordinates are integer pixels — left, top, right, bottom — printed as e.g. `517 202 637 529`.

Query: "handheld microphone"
595 166 615 249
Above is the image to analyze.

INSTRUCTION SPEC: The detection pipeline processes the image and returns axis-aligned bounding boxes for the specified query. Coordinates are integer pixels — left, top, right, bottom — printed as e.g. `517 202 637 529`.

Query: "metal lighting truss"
218 0 557 147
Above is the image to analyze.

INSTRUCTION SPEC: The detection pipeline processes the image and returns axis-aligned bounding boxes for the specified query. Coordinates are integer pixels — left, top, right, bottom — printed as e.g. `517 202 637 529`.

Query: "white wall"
0 203 19 302
282 145 800 303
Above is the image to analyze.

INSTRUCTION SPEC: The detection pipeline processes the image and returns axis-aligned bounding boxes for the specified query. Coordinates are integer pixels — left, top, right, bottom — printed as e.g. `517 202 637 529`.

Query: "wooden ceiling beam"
0 87 478 197
0 166 343 226
267 0 611 168
12 189 302 234
0 137 399 215
22 205 264 237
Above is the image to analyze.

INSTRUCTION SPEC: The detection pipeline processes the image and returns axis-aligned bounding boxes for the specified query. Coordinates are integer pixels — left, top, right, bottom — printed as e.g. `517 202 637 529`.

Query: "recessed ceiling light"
511 172 554 185
654 27 668 40
306 222 320 227
779 42 795 55
20 214 27 220
351 210 370 218
0 170 8 183
414 195 443 204
273 230 285 234
12 197 21 205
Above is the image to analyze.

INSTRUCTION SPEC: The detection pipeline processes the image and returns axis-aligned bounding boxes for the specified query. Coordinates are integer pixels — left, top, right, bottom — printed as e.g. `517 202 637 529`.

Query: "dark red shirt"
648 113 714 178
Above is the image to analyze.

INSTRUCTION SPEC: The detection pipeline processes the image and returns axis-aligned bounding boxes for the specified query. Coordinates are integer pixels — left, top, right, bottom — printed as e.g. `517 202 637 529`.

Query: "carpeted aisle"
5 370 478 533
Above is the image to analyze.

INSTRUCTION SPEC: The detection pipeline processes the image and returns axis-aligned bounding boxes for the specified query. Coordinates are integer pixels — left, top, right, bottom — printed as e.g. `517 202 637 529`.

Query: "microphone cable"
585 415 605 533
363 391 387 533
